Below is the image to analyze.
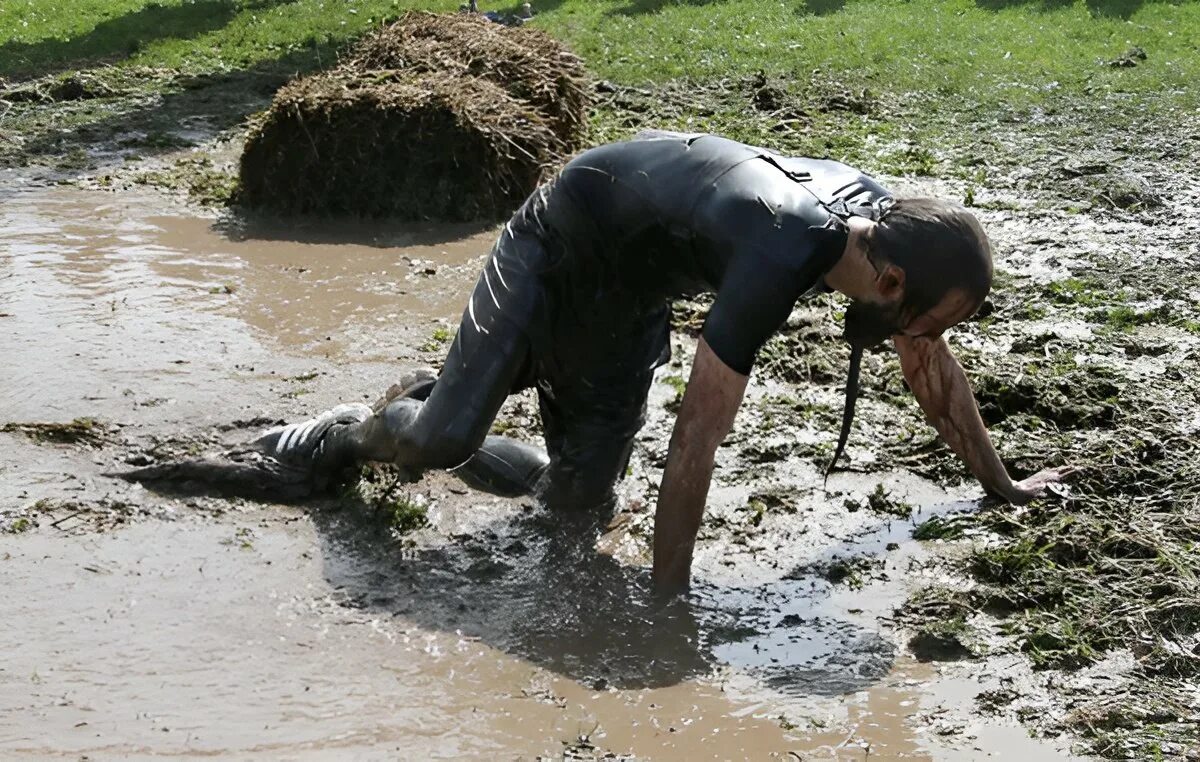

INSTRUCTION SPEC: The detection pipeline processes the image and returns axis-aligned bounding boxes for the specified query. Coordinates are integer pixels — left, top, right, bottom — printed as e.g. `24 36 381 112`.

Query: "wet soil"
4 62 1199 759
1 181 1077 760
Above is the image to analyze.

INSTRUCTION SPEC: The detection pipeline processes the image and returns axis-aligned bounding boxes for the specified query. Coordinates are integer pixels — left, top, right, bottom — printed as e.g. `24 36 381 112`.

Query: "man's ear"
875 263 906 301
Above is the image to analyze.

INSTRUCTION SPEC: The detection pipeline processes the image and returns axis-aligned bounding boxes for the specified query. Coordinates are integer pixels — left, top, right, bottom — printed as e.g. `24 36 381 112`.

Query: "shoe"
253 402 372 466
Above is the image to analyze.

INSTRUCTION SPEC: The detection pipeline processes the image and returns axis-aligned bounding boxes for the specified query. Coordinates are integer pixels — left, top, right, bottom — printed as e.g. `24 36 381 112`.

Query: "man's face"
843 288 978 347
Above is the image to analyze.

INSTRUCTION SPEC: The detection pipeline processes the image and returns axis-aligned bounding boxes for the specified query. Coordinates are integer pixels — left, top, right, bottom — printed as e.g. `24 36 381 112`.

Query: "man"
234 132 1075 592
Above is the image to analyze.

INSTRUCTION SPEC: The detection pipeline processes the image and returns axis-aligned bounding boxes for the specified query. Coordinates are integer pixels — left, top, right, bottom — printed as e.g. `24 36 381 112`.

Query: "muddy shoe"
253 402 373 469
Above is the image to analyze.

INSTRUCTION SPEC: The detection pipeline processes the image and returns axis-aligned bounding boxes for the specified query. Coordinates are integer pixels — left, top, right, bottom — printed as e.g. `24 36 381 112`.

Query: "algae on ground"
1 417 111 447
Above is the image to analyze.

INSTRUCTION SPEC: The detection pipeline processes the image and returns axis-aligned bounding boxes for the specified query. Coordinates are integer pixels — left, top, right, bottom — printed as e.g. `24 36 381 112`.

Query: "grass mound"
238 69 562 220
237 11 588 220
345 11 589 148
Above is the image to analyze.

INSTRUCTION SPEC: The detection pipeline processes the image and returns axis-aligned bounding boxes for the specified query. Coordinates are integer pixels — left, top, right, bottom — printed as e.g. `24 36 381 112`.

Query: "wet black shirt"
509 132 893 375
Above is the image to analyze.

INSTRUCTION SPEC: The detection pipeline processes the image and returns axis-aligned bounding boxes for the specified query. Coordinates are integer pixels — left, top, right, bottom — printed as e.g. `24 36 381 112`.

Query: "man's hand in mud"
989 465 1079 506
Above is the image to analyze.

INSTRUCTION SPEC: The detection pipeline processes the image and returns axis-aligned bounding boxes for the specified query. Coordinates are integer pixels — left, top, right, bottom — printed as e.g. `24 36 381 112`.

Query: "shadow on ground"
610 0 843 16
0 48 331 204
132 466 896 693
974 0 1172 19
311 496 897 692
0 0 299 80
215 211 498 248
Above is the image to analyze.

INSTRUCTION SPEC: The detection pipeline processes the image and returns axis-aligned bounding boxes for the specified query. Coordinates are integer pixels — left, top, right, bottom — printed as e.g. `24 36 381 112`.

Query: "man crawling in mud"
132 131 1072 593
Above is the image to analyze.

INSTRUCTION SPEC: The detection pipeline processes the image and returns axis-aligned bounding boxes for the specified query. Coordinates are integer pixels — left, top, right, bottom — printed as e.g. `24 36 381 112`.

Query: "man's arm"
894 334 1073 504
653 337 748 595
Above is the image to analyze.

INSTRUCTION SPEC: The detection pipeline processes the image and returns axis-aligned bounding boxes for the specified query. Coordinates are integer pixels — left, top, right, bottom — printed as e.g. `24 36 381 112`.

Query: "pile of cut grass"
238 11 588 220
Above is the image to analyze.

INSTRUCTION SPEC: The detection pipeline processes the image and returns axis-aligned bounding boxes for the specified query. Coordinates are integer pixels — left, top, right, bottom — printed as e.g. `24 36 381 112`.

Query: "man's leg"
534 384 649 513
533 303 671 513
263 229 553 483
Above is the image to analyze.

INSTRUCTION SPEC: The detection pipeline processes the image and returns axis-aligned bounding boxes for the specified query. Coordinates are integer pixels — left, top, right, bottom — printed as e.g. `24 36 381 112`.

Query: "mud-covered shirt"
508 132 893 375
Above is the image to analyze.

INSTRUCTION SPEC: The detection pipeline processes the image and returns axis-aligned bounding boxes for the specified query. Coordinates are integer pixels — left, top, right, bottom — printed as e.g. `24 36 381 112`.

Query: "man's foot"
253 403 373 468
255 367 439 469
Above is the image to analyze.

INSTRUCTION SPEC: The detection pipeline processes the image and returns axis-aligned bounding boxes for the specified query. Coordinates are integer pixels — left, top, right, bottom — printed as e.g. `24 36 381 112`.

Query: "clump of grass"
136 156 239 206
420 326 454 352
661 373 686 412
1 417 110 447
1045 276 1107 307
878 144 937 176
912 515 968 541
897 585 977 623
1095 305 1168 334
386 494 429 534
971 357 1121 429
744 498 768 528
820 555 877 590
865 483 912 519
489 418 517 435
4 517 33 534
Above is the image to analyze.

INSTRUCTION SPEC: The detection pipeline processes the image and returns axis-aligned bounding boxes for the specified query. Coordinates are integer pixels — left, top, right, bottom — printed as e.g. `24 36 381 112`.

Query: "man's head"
843 198 994 347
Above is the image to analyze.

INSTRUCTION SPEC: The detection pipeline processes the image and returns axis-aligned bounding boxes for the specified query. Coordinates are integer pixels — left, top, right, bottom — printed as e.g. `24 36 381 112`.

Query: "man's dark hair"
866 197 994 320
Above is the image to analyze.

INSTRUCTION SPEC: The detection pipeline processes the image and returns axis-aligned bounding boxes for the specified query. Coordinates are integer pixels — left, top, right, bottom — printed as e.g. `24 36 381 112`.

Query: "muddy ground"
2 69 1199 759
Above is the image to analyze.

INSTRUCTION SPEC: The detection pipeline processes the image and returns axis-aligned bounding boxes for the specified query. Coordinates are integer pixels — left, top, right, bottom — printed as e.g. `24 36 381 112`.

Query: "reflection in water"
309 495 896 697
316 505 713 690
0 187 496 420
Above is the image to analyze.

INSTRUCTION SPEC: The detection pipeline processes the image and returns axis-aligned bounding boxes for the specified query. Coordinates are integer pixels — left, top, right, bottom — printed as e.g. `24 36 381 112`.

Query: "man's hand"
894 334 1075 505
991 465 1079 505
652 338 748 596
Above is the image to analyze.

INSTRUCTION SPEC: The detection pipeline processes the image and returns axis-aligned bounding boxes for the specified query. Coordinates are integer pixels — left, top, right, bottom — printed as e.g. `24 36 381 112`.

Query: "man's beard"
826 300 904 479
843 299 905 348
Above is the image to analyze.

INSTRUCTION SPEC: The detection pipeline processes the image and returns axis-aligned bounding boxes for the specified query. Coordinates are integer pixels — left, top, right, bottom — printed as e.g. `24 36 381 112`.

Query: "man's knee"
403 424 482 470
537 464 619 513
372 398 482 469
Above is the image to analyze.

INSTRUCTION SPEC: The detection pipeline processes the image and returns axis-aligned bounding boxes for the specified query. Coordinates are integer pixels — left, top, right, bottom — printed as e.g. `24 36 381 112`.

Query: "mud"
0 181 1077 760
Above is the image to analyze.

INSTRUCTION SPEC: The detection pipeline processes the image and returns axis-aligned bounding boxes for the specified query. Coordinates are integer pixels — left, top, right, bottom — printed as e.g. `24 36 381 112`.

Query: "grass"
420 325 455 352
660 373 686 411
1 417 111 446
4 516 33 533
912 515 968 541
4 1 1198 197
3 1 1198 111
865 483 912 519
386 493 429 534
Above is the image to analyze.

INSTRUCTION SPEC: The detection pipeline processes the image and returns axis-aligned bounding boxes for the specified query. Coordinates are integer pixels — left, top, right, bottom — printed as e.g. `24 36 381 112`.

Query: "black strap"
824 343 863 481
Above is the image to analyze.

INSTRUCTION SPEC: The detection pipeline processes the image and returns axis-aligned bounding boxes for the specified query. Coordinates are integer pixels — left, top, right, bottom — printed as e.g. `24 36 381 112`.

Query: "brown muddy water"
1 184 1078 760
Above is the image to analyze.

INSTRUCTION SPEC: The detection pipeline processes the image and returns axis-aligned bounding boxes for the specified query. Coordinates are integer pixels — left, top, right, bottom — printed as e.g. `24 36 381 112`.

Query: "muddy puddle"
1 185 1079 759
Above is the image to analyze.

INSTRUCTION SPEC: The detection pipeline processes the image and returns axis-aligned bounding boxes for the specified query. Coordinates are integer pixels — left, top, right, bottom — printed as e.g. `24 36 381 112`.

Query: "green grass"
3 0 1198 116
912 514 967 540
386 493 429 534
420 325 455 352
4 516 33 533
1045 277 1108 307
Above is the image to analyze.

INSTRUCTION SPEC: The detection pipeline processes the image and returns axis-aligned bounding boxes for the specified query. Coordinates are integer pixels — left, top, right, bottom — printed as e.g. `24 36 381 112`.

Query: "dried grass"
238 11 590 220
